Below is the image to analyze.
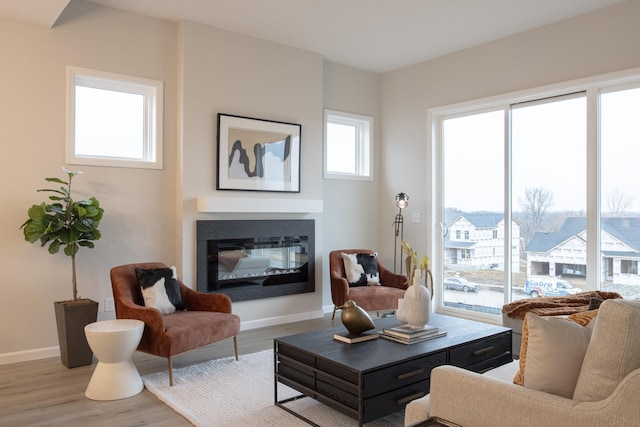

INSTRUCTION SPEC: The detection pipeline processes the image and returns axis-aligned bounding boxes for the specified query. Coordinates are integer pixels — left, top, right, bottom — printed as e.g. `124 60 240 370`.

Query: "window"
621 260 638 275
66 66 163 169
324 109 373 180
431 68 640 321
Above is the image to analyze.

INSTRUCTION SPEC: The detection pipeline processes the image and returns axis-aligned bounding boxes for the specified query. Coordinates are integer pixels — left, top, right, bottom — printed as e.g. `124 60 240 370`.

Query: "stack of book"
380 323 447 344
333 330 380 344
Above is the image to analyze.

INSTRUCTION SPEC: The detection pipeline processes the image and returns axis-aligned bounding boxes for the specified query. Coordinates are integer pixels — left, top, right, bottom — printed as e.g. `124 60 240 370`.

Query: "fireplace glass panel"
210 236 309 289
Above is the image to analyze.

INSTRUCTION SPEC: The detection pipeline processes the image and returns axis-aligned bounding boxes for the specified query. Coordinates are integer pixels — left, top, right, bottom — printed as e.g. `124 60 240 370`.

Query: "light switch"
412 212 421 223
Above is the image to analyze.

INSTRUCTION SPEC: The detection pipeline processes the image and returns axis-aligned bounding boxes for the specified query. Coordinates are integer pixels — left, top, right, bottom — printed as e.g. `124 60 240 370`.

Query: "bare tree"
605 187 633 217
519 187 554 232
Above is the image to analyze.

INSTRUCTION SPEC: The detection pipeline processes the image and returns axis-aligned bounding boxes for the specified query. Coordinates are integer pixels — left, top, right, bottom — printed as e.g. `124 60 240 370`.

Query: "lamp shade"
395 192 409 209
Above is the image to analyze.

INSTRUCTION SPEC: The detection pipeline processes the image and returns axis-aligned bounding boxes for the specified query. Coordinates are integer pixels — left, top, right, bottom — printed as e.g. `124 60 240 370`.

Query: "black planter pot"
54 299 99 368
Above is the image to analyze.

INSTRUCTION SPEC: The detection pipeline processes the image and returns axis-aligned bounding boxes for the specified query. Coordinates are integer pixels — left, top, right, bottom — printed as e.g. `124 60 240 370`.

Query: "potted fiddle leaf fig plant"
20 167 104 368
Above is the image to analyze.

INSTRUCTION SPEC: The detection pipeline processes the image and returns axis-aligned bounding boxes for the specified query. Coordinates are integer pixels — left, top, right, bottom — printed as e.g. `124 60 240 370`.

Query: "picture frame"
217 114 301 193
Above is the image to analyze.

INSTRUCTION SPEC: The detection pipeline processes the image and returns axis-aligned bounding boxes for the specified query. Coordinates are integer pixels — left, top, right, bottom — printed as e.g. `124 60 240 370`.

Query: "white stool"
84 319 145 400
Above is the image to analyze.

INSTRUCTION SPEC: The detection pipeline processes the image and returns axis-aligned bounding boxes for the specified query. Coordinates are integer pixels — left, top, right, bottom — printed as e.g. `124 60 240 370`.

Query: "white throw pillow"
523 313 592 398
573 299 640 401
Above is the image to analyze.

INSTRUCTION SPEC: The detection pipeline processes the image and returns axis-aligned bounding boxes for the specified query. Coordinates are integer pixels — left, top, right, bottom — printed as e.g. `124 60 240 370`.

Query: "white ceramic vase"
404 272 431 329
396 298 407 323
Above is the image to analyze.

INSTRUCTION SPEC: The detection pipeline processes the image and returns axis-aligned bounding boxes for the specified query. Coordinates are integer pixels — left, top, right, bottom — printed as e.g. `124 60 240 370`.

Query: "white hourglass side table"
84 319 145 400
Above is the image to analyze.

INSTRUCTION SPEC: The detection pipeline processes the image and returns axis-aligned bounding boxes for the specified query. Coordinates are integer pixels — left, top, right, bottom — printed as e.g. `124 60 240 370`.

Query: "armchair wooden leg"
168 357 174 387
332 305 338 320
233 336 238 361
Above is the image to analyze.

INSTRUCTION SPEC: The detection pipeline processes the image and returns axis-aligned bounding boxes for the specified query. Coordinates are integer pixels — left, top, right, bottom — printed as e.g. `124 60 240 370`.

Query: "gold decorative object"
338 300 375 335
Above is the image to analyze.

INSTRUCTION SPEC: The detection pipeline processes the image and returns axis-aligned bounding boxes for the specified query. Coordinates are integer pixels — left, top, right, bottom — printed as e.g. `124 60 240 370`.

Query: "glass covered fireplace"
196 219 315 302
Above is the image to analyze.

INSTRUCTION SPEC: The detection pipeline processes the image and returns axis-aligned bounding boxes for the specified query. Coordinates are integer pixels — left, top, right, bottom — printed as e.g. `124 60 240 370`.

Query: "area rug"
142 349 404 427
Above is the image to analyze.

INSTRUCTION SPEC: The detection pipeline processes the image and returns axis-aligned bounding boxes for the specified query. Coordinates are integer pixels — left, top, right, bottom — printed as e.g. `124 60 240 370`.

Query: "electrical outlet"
412 212 421 223
104 297 115 312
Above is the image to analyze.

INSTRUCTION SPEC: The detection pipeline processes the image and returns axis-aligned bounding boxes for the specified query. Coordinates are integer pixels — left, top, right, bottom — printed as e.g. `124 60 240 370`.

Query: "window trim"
428 66 640 322
323 109 374 181
66 66 164 169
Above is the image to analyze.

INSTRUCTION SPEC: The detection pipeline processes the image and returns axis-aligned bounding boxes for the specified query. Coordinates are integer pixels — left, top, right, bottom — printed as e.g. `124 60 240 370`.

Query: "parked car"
525 277 582 298
443 277 479 292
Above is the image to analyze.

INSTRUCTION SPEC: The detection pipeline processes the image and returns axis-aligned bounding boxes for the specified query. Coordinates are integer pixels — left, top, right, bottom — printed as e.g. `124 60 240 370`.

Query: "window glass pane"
601 87 640 299
513 95 587 298
326 122 357 173
75 86 145 159
67 66 163 169
324 110 373 180
442 110 506 315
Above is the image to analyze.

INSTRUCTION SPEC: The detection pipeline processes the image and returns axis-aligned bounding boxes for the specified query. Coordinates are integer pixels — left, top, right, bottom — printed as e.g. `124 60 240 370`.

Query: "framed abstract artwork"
217 114 301 193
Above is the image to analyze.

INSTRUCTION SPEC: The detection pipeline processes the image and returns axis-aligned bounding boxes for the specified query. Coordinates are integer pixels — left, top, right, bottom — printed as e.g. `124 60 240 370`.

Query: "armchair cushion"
136 266 185 314
342 252 380 287
519 313 592 398
573 299 640 401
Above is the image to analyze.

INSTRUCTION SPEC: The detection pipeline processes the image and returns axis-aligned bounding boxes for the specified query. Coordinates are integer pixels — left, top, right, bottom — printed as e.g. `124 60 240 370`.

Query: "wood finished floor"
0 314 337 427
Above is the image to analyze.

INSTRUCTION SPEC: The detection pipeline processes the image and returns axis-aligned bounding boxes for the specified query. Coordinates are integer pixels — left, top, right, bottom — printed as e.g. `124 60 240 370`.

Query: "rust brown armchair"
110 262 241 386
329 249 408 319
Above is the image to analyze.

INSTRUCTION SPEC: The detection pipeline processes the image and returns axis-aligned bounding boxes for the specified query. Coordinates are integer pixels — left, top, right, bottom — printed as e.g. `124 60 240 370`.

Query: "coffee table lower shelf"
275 374 370 427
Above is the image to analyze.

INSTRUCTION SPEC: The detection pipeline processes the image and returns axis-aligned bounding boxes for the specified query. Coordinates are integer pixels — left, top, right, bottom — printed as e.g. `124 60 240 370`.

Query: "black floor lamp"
393 192 409 274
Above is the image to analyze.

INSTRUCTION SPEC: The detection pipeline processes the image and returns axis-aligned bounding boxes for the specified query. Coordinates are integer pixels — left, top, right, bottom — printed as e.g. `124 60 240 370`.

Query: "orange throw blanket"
502 291 622 320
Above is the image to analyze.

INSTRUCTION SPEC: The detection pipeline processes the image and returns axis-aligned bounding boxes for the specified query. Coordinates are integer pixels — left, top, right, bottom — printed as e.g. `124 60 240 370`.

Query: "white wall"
0 2 380 363
322 61 382 308
379 0 640 273
0 2 178 361
178 21 327 327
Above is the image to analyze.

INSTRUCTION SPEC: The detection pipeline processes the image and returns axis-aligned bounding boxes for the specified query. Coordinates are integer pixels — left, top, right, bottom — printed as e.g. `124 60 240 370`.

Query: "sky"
443 88 640 214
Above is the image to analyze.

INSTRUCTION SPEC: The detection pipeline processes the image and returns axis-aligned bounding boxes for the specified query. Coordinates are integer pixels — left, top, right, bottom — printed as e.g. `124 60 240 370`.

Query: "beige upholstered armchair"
405 299 640 427
329 249 408 319
110 262 241 386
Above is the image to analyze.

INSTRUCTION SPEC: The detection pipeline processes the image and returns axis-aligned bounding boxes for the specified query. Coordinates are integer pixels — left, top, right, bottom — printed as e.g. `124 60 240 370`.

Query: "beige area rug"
142 349 404 427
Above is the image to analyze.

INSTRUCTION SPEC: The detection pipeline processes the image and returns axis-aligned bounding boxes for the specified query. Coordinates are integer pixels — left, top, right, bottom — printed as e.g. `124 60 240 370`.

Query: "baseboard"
240 309 325 330
0 346 59 365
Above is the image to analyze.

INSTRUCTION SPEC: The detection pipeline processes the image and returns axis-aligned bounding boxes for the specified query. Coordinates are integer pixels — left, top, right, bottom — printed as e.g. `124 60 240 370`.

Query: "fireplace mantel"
196 197 323 213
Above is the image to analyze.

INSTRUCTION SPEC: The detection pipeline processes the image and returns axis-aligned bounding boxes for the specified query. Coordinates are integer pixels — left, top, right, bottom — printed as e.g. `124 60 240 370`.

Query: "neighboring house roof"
446 212 504 228
602 250 640 259
525 217 640 254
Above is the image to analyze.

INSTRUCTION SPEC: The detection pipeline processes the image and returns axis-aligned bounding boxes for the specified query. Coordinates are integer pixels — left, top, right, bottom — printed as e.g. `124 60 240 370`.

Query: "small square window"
324 109 373 180
66 66 163 169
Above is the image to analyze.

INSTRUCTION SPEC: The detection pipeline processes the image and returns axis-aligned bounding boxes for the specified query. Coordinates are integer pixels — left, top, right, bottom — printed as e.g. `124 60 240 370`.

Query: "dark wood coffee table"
274 313 511 426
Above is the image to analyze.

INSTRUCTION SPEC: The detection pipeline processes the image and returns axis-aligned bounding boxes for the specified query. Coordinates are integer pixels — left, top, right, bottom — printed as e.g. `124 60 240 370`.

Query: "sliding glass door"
442 110 507 315
600 86 640 299
434 72 640 321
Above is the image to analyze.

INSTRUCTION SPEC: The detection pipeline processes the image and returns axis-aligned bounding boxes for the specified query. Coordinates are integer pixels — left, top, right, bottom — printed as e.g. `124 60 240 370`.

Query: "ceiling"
0 0 628 73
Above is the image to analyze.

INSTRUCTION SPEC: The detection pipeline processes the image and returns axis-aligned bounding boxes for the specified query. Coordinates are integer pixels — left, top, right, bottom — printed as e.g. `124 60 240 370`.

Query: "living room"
2 0 640 424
